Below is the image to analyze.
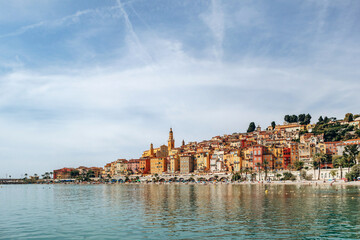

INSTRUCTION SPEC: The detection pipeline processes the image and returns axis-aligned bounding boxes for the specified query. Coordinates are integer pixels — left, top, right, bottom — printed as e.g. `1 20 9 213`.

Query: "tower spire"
150 143 154 157
168 128 175 151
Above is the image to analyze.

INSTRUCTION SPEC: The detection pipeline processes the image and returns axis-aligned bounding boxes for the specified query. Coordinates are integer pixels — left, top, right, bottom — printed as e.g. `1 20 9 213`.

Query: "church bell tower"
168 128 175 151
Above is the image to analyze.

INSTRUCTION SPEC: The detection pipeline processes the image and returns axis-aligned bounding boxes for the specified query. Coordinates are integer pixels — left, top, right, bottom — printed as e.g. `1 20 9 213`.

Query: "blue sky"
0 0 359 177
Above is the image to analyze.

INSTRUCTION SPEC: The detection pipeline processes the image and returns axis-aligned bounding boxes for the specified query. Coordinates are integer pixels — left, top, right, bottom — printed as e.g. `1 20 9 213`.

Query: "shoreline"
4 180 360 186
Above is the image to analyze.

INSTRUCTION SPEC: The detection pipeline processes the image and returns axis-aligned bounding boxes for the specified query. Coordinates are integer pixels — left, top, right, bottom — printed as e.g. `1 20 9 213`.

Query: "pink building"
127 159 140 174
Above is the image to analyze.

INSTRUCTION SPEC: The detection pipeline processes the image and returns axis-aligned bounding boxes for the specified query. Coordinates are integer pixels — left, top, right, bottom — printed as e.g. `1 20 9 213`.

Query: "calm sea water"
1 184 360 239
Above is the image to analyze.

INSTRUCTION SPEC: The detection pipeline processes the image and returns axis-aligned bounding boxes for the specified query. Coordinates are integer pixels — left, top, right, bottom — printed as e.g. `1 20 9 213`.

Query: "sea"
1 184 360 239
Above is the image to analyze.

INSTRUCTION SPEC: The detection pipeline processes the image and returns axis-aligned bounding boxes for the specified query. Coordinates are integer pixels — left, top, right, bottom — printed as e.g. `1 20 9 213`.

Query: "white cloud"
0 1 360 177
200 0 225 61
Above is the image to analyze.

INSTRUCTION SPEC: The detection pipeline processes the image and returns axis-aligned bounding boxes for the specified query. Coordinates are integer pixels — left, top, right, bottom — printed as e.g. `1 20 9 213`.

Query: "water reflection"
1 184 360 239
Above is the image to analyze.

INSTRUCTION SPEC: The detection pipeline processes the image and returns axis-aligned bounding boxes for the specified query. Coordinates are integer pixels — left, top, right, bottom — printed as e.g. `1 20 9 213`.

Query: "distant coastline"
16 113 360 184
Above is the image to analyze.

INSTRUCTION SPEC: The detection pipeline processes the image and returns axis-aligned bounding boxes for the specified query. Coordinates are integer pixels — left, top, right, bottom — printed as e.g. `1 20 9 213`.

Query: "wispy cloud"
116 0 154 66
0 0 360 177
0 5 122 39
201 0 225 61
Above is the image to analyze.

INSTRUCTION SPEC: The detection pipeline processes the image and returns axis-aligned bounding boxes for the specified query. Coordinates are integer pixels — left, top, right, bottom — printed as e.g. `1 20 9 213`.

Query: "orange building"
150 157 167 175
290 142 299 165
53 168 74 179
139 158 151 174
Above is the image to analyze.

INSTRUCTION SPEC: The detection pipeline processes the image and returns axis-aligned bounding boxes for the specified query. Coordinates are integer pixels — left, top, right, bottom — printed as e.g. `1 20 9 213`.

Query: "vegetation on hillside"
284 113 311 125
312 120 355 142
247 122 256 133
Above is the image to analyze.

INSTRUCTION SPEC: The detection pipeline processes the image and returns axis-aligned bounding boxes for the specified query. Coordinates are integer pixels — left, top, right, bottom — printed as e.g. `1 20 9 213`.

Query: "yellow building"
242 148 252 169
231 150 242 173
110 161 117 176
269 146 283 170
195 152 210 172
115 159 128 175
103 163 112 178
224 150 241 172
275 123 301 132
142 144 168 158
168 149 180 173
150 157 167 175
318 143 326 154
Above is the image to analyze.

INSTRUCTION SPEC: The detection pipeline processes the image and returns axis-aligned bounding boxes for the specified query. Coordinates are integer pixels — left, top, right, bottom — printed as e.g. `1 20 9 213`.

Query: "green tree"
244 167 250 180
330 170 337 179
87 170 95 178
313 153 327 180
43 172 50 179
318 116 324 123
255 162 261 181
290 115 298 123
355 130 360 138
344 113 354 122
271 121 276 130
324 116 329 123
262 160 269 181
298 114 306 123
343 145 359 168
293 160 304 171
284 115 290 123
232 173 241 182
276 173 282 180
251 173 257 182
282 172 295 181
247 122 256 133
239 169 243 179
70 169 80 178
300 170 307 180
304 114 312 125
332 155 345 179
345 164 360 181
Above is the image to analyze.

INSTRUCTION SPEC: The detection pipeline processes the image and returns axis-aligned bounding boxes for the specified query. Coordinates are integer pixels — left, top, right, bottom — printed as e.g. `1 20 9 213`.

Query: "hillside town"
51 113 360 182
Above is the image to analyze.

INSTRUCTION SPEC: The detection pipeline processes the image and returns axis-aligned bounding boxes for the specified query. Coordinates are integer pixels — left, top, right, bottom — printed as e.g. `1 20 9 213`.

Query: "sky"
0 0 359 178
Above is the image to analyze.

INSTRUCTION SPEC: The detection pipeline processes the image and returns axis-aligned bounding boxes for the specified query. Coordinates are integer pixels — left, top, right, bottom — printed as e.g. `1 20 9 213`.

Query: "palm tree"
262 160 269 181
313 153 327 180
333 155 345 179
24 173 28 179
244 167 249 180
343 145 359 171
250 167 254 176
312 160 317 178
239 169 244 180
255 163 261 181
251 173 257 182
293 160 304 171
330 170 337 180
